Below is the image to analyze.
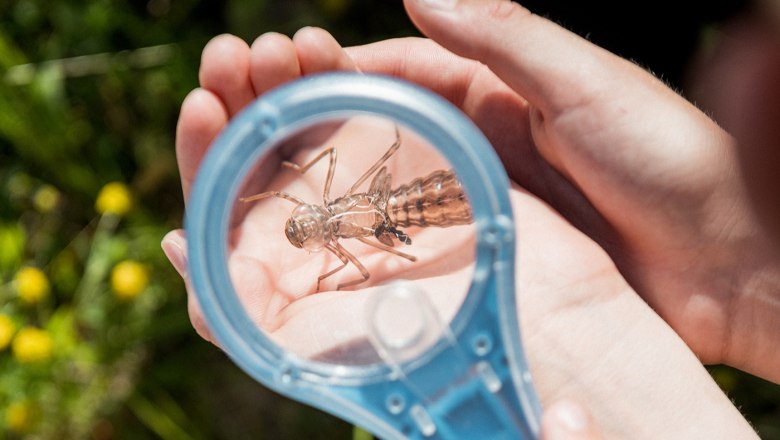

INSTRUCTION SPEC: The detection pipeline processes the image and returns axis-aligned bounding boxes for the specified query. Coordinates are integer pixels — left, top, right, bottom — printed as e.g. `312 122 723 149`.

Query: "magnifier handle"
363 282 537 439
414 358 533 439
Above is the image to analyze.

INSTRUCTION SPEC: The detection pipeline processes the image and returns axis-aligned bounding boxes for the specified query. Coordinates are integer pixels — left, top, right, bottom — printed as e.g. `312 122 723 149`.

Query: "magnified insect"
241 125 473 291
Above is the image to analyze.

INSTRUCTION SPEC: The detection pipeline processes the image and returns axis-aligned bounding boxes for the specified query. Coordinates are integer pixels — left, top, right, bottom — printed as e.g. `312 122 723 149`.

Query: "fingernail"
416 0 458 10
552 400 589 432
161 231 188 279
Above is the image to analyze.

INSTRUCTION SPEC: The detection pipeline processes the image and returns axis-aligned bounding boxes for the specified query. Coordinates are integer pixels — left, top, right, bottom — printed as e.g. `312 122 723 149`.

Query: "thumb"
403 0 629 114
541 400 604 440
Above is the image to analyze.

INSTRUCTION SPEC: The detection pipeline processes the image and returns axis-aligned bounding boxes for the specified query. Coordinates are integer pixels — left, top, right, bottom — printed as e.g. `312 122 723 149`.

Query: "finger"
249 32 302 94
175 88 228 202
292 27 359 74
541 400 604 440
161 229 217 344
346 37 488 109
345 38 525 157
403 0 639 114
345 38 526 145
199 34 255 116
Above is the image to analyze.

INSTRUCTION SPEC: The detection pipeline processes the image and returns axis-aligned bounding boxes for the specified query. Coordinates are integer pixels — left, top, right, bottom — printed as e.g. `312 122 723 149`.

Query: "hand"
343 0 780 383
166 26 756 438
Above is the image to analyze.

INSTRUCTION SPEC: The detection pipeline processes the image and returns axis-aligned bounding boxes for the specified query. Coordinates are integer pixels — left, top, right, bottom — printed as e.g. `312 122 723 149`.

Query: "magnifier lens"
225 115 475 367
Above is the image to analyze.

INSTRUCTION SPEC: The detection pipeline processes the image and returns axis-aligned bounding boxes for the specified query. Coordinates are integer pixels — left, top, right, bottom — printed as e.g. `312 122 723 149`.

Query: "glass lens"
227 115 475 367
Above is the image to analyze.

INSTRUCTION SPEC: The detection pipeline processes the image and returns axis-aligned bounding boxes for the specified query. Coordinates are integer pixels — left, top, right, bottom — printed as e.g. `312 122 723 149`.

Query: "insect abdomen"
388 169 473 228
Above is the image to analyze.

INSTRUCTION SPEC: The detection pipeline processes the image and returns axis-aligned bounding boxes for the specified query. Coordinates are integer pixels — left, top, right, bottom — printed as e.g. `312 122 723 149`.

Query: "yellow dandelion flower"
5 401 34 433
12 327 53 364
111 260 149 300
0 315 16 350
32 184 60 213
95 182 133 216
15 266 50 304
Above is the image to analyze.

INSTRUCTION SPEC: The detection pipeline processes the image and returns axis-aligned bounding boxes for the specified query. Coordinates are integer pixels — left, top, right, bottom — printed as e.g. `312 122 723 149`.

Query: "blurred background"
0 0 778 438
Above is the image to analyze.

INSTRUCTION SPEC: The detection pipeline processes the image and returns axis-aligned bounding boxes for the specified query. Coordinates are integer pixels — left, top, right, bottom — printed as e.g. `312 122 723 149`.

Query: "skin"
164 0 780 437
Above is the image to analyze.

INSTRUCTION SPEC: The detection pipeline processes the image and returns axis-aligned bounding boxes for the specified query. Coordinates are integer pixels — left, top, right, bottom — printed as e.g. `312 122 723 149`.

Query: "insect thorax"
327 194 385 239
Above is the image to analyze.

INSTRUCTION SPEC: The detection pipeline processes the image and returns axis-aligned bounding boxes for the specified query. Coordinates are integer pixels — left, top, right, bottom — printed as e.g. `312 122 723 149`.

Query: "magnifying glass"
186 73 542 439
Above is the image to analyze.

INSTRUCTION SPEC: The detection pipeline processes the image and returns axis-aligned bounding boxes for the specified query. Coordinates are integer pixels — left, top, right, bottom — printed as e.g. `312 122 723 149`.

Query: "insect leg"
332 241 372 291
282 146 337 204
356 236 417 262
240 191 305 205
346 124 401 196
317 242 350 292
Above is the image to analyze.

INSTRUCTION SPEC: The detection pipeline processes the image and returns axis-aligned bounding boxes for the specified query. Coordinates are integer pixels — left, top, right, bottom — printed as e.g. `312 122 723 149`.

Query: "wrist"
522 283 758 439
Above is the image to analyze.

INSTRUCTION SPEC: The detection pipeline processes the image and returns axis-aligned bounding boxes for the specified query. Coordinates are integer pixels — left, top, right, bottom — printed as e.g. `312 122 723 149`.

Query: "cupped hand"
168 30 474 358
343 0 780 383
167 26 757 438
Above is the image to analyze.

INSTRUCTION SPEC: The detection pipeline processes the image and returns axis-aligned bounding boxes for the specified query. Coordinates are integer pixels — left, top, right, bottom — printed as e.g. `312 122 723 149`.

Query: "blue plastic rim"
185 72 541 438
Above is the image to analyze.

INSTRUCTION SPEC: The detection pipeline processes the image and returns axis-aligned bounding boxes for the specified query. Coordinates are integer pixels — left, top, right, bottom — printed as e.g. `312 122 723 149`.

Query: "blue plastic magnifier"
186 73 542 439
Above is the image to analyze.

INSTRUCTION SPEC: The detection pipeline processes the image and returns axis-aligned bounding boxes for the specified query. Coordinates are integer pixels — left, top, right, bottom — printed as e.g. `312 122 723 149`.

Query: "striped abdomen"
387 169 473 228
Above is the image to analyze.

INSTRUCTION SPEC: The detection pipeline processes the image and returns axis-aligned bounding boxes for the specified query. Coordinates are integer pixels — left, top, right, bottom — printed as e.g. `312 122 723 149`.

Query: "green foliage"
0 1 415 438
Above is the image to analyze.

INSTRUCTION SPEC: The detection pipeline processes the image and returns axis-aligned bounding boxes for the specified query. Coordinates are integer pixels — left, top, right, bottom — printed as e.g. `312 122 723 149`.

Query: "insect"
241 125 473 291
